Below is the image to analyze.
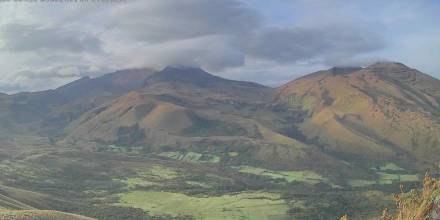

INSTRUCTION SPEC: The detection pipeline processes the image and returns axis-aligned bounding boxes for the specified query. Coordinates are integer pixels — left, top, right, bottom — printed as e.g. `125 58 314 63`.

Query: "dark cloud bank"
0 0 387 93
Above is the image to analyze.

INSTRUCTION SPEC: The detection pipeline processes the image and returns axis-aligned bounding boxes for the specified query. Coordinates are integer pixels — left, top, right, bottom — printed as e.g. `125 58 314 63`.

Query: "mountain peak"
367 61 410 70
329 66 363 75
148 66 225 87
162 65 204 72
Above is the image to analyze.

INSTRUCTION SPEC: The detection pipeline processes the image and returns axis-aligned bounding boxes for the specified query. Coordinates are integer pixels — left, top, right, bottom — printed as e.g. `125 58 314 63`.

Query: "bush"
342 172 440 220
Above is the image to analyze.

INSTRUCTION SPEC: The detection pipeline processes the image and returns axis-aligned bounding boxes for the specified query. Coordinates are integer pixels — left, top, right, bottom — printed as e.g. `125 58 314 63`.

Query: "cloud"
112 35 245 71
1 64 111 93
244 25 385 64
107 0 261 43
3 0 438 93
0 23 102 53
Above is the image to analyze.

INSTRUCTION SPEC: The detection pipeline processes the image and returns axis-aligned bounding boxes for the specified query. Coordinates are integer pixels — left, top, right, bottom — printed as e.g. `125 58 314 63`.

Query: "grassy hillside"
0 210 96 220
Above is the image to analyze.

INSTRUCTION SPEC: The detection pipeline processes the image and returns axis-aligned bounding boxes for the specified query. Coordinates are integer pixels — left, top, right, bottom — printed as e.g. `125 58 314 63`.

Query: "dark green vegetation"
0 63 439 219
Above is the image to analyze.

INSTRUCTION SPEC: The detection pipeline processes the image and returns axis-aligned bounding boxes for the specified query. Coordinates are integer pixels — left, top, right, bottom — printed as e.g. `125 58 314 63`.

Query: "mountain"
276 62 440 168
0 68 156 135
0 62 439 220
2 63 439 172
143 66 273 101
61 67 353 174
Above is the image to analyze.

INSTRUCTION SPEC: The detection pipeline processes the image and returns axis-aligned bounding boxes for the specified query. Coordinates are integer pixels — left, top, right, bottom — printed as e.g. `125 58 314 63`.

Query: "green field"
371 163 404 171
0 136 426 220
119 191 290 220
377 172 418 182
119 165 180 189
348 172 419 187
235 165 328 185
159 151 221 164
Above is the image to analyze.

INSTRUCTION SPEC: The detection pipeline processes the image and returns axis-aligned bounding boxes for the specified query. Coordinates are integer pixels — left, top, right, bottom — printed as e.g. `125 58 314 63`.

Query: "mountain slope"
61 67 358 177
0 69 156 135
144 67 273 101
62 67 275 146
276 62 440 167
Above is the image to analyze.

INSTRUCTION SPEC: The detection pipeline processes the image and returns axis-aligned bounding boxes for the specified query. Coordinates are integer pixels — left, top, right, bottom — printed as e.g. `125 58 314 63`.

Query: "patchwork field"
158 151 221 164
348 163 419 187
119 191 290 220
0 136 426 219
234 165 329 185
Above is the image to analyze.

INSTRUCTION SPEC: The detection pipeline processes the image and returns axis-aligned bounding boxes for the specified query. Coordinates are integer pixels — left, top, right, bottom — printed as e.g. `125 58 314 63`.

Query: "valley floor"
0 135 429 220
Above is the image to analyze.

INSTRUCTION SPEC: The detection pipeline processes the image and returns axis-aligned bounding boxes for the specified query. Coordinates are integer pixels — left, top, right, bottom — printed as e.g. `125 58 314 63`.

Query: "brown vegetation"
343 173 440 220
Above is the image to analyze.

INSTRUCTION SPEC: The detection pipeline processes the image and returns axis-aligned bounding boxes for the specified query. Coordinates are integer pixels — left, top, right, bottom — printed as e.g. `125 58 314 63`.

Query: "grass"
119 191 290 220
185 181 210 188
378 172 419 182
118 165 179 189
0 193 34 210
389 173 440 220
137 165 179 180
344 173 440 220
123 178 159 189
99 145 143 154
0 161 48 181
348 169 419 188
228 152 239 157
0 210 96 220
348 180 377 188
158 151 221 164
235 166 327 185
374 163 405 171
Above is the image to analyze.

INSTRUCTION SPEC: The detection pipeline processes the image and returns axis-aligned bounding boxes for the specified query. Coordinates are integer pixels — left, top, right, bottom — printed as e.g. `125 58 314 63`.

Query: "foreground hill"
0 210 95 220
277 62 440 169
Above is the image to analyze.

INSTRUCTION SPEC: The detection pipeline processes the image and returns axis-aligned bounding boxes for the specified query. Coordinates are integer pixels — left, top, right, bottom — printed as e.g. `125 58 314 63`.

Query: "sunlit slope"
63 92 192 145
276 62 440 164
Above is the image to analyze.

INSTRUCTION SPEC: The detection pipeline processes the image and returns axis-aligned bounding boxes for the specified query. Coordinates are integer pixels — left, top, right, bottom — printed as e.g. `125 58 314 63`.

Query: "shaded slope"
144 67 273 101
0 69 156 135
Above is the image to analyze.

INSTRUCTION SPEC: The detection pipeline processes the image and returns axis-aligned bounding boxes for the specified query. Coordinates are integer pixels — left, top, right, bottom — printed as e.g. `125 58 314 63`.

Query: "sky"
0 0 439 93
